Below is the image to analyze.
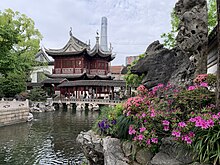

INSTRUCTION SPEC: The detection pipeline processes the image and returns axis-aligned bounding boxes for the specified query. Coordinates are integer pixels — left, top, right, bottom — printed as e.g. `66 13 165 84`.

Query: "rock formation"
131 0 208 88
77 130 208 165
131 41 195 88
175 0 208 75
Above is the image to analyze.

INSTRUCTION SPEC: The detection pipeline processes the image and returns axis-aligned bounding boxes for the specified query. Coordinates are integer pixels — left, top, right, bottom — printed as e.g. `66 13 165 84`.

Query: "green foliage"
193 124 220 165
161 0 217 48
92 106 114 134
173 87 215 120
114 115 134 140
124 54 145 88
206 74 217 89
93 104 134 140
28 87 47 101
161 10 179 48
208 0 217 33
0 9 42 76
0 72 26 97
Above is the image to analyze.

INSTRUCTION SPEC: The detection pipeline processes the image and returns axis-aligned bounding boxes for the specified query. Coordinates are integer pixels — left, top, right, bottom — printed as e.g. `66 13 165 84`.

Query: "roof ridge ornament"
69 27 73 37
96 30 100 52
96 29 99 36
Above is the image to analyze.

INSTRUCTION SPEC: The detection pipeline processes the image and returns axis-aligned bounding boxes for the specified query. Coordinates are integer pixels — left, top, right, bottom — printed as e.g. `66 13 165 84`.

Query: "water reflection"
0 109 99 165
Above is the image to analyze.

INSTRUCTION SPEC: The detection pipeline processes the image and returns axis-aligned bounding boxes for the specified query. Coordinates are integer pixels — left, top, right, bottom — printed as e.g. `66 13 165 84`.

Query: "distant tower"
100 17 108 51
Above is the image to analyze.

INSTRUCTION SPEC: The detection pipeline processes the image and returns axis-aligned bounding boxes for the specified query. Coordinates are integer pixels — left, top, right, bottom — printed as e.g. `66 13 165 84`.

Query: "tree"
161 0 217 48
124 54 145 88
0 72 26 97
28 87 47 102
160 10 179 48
0 9 42 76
0 9 42 97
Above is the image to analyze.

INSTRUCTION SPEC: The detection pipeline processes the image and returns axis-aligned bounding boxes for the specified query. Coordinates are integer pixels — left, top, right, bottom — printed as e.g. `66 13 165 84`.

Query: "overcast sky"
1 0 176 65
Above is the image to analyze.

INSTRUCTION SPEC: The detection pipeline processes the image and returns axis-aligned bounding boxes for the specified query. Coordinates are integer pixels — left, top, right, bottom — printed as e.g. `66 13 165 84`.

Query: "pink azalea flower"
133 136 137 141
140 127 146 133
188 86 196 91
188 131 195 138
142 113 146 118
151 138 158 144
126 111 131 116
212 114 219 120
150 109 156 117
138 134 144 140
163 125 169 131
207 119 214 128
200 120 209 129
129 126 136 135
146 139 151 145
135 103 140 107
183 135 192 144
162 120 170 126
157 83 164 88
200 82 208 88
172 130 181 137
178 122 187 128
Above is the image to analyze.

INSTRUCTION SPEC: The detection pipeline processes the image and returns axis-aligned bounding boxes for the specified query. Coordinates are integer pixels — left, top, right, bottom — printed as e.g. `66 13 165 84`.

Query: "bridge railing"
53 97 124 104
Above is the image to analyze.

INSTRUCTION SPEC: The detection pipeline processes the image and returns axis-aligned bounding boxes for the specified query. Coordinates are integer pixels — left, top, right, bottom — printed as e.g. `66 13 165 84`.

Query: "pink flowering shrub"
94 78 219 163
172 84 215 120
193 74 208 84
122 82 216 154
193 74 216 89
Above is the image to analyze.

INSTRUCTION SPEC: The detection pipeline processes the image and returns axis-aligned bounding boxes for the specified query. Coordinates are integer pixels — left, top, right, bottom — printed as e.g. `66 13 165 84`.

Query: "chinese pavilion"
42 31 126 99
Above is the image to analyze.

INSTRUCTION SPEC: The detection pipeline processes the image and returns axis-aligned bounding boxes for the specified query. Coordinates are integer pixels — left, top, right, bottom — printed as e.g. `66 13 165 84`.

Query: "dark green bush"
173 87 215 120
28 87 47 101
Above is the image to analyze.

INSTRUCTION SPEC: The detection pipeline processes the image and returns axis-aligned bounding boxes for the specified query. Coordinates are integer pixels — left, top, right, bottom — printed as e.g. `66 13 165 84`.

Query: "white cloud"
1 0 176 65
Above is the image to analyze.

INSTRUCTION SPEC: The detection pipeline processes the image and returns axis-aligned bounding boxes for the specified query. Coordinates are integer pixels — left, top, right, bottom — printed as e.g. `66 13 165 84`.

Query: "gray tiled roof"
58 80 126 87
45 72 113 80
41 78 67 84
45 35 114 61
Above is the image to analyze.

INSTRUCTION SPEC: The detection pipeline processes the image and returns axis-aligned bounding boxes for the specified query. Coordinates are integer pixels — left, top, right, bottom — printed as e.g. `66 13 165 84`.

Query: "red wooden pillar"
111 86 114 100
76 87 78 99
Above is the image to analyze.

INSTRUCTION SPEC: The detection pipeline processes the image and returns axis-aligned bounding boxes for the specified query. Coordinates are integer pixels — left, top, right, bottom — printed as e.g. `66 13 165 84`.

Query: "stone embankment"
77 130 210 165
0 99 29 127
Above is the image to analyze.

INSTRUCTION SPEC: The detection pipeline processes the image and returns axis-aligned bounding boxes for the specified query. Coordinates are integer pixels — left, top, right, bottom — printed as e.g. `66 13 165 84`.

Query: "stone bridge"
52 98 124 106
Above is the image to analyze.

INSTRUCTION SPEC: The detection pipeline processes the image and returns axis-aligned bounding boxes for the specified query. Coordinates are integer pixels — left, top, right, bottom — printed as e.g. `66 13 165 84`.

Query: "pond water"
0 109 99 165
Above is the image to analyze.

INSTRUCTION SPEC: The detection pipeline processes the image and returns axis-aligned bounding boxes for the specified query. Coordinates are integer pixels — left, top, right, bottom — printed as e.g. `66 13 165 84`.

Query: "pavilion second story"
45 32 115 80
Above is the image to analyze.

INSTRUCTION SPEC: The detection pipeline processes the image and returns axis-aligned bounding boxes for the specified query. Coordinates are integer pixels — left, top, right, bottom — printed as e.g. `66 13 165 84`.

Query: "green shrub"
0 72 26 97
92 106 114 134
193 124 220 165
28 87 47 101
114 115 134 140
173 87 215 120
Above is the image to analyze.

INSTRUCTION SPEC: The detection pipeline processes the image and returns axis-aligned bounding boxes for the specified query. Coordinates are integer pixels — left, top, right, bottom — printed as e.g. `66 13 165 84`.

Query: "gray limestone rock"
131 41 194 88
135 148 153 165
159 137 194 164
151 137 194 165
151 152 183 165
76 130 104 165
131 0 208 87
175 0 208 75
122 141 133 157
103 137 130 165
